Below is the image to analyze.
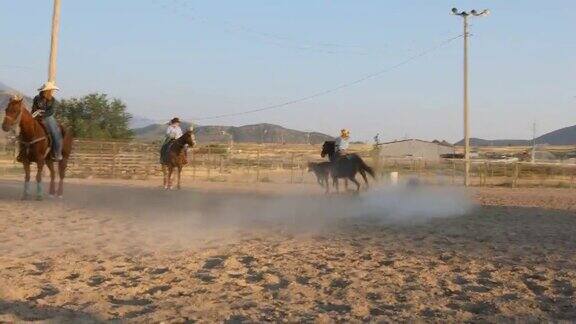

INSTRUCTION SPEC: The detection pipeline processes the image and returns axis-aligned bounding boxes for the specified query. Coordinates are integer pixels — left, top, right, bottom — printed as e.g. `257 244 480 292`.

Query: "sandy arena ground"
0 179 575 323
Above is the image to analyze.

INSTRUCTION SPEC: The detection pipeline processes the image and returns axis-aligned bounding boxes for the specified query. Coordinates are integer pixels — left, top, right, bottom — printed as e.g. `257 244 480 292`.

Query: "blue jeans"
44 116 62 159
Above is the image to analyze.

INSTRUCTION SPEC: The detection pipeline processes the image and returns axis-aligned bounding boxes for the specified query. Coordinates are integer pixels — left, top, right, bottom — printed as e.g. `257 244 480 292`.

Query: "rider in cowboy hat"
31 81 63 161
160 117 184 164
335 128 350 156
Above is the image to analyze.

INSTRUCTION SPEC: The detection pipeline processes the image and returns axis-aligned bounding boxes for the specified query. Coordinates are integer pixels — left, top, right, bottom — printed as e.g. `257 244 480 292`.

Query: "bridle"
3 103 23 134
5 102 48 154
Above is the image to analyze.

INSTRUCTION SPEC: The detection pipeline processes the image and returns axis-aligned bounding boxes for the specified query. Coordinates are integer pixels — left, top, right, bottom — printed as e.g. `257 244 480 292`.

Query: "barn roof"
377 139 454 147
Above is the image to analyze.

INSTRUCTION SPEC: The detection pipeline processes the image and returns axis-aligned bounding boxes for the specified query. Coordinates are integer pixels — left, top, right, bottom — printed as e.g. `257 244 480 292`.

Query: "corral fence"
0 140 345 184
2 140 576 188
373 155 576 188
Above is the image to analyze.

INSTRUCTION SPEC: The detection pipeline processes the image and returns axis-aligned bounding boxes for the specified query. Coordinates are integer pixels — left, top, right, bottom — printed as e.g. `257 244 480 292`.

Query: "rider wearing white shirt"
335 129 350 156
160 118 184 164
166 122 183 140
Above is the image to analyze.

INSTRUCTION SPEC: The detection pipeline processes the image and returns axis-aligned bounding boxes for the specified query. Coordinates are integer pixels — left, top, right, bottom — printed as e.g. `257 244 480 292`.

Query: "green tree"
56 93 133 140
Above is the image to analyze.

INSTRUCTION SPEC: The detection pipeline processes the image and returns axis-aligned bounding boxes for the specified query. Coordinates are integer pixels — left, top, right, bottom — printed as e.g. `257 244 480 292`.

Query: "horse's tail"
355 155 375 178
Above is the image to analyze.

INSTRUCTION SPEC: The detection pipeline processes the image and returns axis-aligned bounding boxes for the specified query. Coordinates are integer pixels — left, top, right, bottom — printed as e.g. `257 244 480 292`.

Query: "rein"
10 104 51 158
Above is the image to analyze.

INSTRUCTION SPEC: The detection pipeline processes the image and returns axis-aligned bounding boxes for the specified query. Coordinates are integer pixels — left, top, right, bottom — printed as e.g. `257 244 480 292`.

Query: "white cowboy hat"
37 81 60 92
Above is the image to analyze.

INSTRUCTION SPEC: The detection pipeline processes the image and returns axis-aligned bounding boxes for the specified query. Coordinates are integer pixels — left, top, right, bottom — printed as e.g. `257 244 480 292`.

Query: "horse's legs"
333 176 339 193
57 159 67 198
344 179 349 191
349 176 361 192
359 169 369 190
22 162 31 200
162 165 168 189
46 160 56 196
177 166 182 190
35 160 45 200
167 166 173 190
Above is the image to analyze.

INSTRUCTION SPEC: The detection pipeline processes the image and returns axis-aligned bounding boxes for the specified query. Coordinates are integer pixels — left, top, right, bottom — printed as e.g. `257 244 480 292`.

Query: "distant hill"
455 138 530 147
535 125 576 145
129 115 157 129
0 86 33 108
134 122 333 144
457 125 576 147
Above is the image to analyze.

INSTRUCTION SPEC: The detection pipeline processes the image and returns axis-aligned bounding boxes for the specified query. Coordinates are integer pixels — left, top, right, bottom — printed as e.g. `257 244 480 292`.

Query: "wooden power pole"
451 8 489 186
48 0 62 83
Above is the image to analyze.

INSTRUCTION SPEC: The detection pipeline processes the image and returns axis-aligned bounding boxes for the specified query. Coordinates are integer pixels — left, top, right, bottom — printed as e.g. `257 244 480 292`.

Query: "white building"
376 139 454 161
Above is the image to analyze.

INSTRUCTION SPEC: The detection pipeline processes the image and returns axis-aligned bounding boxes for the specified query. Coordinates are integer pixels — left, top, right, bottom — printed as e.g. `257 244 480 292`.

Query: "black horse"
321 141 375 193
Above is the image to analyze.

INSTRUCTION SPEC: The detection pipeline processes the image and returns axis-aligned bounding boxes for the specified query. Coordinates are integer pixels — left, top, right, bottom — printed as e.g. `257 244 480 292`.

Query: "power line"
0 65 37 70
159 0 386 56
193 34 463 121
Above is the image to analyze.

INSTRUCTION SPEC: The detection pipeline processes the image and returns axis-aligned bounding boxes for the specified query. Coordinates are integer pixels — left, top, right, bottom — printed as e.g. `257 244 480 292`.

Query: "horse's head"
182 129 196 147
2 95 25 132
320 141 335 158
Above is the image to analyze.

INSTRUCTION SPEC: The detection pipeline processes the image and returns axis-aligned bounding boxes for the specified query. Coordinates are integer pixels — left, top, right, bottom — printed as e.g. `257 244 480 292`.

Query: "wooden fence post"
512 162 520 188
111 142 118 178
290 152 295 184
207 147 212 180
451 160 456 185
300 159 305 182
256 149 261 182
192 150 196 180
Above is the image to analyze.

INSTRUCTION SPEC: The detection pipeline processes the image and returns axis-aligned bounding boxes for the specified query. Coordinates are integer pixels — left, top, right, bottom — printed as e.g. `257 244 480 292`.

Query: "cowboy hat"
340 129 350 137
37 81 60 92
169 117 180 125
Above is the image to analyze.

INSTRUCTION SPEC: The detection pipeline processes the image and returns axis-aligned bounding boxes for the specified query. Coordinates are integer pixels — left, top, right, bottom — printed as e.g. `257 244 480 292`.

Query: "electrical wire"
159 0 386 56
193 34 463 121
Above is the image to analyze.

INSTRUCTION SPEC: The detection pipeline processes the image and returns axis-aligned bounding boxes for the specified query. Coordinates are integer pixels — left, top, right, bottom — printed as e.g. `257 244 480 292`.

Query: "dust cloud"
215 185 474 232
1 181 474 256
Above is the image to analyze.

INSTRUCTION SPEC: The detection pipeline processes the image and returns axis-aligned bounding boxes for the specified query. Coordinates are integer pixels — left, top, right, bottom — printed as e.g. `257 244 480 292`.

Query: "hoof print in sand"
65 272 80 280
148 267 169 275
317 302 351 314
145 285 172 295
238 255 256 266
108 295 152 306
464 301 499 315
195 271 216 283
26 285 59 301
225 314 251 324
203 256 227 269
87 274 108 287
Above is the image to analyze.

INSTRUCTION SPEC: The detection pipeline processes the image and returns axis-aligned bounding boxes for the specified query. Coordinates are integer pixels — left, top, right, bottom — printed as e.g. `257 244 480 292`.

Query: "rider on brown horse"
26 81 63 161
335 128 350 158
160 117 185 164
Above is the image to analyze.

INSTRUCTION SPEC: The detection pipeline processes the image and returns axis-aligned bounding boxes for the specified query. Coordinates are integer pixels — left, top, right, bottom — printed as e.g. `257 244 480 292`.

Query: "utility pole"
48 0 62 83
452 8 489 186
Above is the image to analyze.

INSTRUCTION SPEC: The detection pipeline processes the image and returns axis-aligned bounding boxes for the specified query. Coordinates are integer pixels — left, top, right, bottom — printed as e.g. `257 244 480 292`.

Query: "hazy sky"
1 0 574 141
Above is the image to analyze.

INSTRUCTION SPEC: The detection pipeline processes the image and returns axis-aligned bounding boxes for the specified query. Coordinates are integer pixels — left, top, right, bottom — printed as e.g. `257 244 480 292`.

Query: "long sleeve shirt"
31 95 57 118
335 136 349 152
166 124 183 140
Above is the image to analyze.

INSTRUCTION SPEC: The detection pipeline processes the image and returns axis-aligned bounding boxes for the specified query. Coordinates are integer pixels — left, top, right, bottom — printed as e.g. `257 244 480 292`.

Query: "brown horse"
161 130 195 190
2 96 73 200
321 141 375 193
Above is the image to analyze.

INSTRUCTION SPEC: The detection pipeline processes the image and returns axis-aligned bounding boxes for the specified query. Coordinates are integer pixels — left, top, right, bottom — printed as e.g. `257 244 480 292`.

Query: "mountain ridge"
133 122 333 144
456 125 576 146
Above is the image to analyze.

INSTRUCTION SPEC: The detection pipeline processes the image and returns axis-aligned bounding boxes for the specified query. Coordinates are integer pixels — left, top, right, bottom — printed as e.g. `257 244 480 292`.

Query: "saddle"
16 120 67 162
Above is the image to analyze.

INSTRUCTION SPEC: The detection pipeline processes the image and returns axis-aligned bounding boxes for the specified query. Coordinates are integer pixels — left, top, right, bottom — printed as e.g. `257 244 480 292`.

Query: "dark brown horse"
2 96 73 200
308 161 331 188
161 130 196 190
321 141 375 193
